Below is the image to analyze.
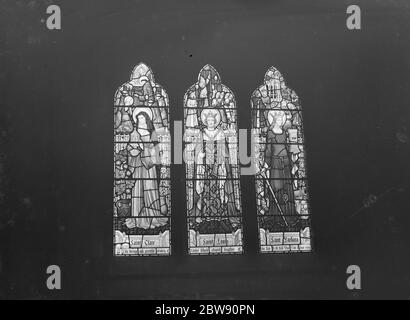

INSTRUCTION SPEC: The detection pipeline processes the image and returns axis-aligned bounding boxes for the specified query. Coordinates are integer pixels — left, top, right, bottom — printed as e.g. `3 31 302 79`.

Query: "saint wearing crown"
189 108 240 233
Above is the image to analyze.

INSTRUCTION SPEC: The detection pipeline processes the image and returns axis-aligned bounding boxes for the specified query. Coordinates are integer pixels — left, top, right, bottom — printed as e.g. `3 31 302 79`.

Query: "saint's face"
269 112 285 129
275 115 285 127
206 117 216 130
137 114 147 128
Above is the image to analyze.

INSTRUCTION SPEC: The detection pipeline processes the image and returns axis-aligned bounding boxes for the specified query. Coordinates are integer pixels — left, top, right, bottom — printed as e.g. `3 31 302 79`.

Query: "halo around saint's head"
133 107 153 123
201 109 221 127
267 109 287 126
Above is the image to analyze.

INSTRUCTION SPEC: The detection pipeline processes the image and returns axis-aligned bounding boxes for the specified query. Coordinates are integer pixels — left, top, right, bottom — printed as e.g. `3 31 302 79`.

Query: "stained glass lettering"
252 67 312 253
184 65 243 255
114 63 171 256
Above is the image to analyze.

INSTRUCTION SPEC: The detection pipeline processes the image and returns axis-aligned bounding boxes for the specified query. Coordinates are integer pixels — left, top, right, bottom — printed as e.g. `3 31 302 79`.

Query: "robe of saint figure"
125 111 168 230
261 110 298 231
189 109 240 233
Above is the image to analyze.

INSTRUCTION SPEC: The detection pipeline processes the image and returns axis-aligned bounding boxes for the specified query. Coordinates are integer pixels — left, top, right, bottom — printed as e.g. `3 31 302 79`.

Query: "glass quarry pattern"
184 65 243 255
251 67 312 253
113 63 171 256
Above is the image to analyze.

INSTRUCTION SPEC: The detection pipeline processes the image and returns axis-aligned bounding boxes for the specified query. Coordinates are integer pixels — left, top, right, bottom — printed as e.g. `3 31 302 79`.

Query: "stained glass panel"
114 63 171 256
252 67 312 253
184 65 243 255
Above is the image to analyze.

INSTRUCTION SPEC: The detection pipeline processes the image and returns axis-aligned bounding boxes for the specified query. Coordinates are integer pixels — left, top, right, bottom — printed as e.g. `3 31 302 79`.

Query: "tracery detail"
184 65 243 255
114 63 171 256
252 67 312 253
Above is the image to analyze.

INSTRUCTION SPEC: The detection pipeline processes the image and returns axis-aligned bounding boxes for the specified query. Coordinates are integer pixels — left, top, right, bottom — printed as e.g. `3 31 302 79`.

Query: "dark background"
0 0 409 299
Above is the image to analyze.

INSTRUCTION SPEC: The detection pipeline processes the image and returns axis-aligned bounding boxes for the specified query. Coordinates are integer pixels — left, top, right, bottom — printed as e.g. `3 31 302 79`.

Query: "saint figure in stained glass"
260 110 298 230
114 63 171 256
252 67 312 253
185 65 243 255
124 109 168 230
191 108 240 231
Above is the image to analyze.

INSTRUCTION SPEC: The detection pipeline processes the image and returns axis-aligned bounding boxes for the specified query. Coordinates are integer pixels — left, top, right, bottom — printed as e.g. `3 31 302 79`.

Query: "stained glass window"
184 65 243 255
114 63 171 256
252 67 312 253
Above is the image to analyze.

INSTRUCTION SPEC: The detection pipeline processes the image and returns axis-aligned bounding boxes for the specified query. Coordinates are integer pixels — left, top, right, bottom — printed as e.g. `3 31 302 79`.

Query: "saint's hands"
124 218 137 229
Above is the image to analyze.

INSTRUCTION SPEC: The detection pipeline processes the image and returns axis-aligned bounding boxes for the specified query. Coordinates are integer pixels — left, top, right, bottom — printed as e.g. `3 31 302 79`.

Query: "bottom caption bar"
150 303 257 318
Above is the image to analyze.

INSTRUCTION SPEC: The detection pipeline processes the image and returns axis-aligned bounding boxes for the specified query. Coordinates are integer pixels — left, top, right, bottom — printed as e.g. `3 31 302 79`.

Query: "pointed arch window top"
252 67 312 254
185 64 236 110
197 64 221 83
130 62 155 82
184 65 243 256
263 67 284 83
115 62 169 109
114 63 171 257
252 66 301 112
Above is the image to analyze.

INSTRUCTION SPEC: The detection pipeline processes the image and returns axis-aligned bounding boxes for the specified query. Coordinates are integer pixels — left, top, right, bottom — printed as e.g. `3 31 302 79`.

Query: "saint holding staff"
258 110 300 231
